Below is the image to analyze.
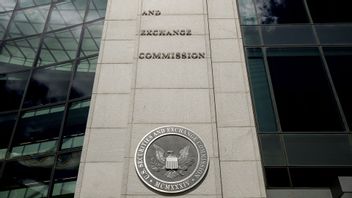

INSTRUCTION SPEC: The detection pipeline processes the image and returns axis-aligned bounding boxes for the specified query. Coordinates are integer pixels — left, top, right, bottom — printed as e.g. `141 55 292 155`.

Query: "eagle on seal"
150 144 194 179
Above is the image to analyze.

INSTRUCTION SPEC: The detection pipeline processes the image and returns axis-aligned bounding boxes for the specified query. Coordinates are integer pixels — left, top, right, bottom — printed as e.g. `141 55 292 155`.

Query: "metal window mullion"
0 0 19 48
46 0 93 197
0 2 54 193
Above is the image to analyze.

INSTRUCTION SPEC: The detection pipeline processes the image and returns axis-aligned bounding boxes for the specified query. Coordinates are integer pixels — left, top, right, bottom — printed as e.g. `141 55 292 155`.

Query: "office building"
0 0 351 197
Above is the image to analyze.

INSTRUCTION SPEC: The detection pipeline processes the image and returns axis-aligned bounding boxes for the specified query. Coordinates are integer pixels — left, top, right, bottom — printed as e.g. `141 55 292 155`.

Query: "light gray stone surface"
76 0 267 197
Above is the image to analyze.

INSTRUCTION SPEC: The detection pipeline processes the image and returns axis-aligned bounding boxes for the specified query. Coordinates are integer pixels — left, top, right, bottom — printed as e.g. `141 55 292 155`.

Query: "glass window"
255 0 309 24
24 63 73 107
316 25 352 45
51 151 81 197
18 0 51 8
306 0 352 23
246 48 277 132
0 155 54 197
85 0 108 22
11 105 65 157
0 70 30 112
70 57 96 99
284 134 352 165
262 25 316 45
80 21 103 57
242 26 261 46
48 0 88 31
6 5 50 39
265 168 291 187
0 12 12 40
38 26 82 66
267 48 344 131
0 0 17 12
290 167 352 187
238 0 257 25
324 47 352 129
260 134 286 166
61 100 90 149
0 35 41 68
0 113 17 159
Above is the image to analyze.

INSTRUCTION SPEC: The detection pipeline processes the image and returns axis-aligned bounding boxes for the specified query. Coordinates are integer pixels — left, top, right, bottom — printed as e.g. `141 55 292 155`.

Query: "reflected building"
0 0 352 198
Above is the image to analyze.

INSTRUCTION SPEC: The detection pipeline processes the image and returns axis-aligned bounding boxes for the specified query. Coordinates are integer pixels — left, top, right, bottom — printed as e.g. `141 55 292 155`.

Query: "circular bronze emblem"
134 126 209 193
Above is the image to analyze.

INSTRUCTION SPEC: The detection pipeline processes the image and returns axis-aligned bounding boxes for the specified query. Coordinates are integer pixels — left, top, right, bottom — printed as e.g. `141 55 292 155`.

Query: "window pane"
255 0 309 24
316 25 352 45
265 168 290 187
290 167 352 187
0 155 54 197
11 105 65 157
246 48 277 132
6 5 50 39
0 0 17 12
24 63 73 107
260 134 286 166
306 0 352 23
0 12 12 40
262 25 316 45
48 0 88 30
80 21 103 57
324 47 352 129
0 113 17 159
238 0 257 25
0 70 30 112
52 151 81 197
38 26 82 66
267 48 344 131
18 0 51 8
284 134 352 165
61 100 90 149
70 57 96 99
86 0 107 22
242 26 261 46
0 35 41 68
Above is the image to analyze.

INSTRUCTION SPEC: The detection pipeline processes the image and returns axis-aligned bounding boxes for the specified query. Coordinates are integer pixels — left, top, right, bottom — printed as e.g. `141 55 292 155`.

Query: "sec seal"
134 126 209 193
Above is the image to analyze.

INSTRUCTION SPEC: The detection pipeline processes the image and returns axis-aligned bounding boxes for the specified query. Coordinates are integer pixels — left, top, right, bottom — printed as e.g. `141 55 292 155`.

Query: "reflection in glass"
316 25 352 44
324 47 352 129
260 134 286 166
0 12 12 40
70 57 96 98
80 21 103 57
284 134 352 165
265 168 290 187
18 0 51 8
262 25 316 45
238 0 257 25
0 70 30 111
267 48 344 131
306 0 352 23
24 63 72 107
242 26 261 45
0 0 17 12
48 0 88 30
246 48 277 132
6 5 50 39
0 113 17 159
62 100 90 149
86 0 108 21
11 105 64 157
38 26 82 66
52 151 81 197
0 35 41 68
255 0 309 24
0 155 54 197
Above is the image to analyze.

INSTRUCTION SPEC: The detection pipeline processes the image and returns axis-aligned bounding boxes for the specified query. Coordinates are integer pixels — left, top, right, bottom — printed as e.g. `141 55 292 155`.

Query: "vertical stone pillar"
208 0 266 197
75 0 266 197
75 0 139 197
